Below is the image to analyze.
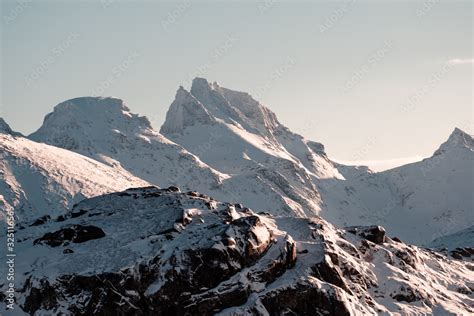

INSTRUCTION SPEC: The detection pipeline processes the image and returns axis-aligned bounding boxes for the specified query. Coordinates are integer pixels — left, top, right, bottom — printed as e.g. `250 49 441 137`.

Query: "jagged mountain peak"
434 127 473 156
161 86 216 135
447 127 473 146
191 76 220 92
166 78 282 140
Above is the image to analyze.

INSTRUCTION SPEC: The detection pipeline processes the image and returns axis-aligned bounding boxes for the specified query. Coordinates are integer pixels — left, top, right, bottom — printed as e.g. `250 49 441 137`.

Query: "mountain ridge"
0 132 149 223
17 78 474 245
1 186 472 315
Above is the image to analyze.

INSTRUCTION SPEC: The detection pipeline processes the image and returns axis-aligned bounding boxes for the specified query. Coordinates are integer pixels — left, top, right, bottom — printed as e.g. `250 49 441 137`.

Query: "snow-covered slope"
427 226 474 251
29 97 223 192
160 78 473 246
27 81 473 246
162 78 341 180
30 96 321 217
319 127 474 245
0 124 148 223
161 78 347 216
1 186 472 315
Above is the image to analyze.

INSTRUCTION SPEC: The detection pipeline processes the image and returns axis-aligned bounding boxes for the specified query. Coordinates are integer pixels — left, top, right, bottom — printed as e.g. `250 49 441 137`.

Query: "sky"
1 0 472 171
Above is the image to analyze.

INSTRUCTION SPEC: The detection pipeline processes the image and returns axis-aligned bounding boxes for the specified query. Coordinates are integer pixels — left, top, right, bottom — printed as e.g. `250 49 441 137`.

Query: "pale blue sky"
1 0 472 167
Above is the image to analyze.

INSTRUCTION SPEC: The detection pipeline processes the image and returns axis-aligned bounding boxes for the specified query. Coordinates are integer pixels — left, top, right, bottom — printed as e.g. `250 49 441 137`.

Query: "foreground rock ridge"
0 186 472 315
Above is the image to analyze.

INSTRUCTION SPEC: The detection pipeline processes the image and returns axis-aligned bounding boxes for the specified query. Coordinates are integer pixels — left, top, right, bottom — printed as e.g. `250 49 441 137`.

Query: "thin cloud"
446 58 474 65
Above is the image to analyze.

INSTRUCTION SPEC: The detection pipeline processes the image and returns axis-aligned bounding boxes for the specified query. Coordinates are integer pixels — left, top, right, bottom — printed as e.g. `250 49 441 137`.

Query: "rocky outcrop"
450 247 474 260
1 187 473 315
33 225 105 247
346 225 386 244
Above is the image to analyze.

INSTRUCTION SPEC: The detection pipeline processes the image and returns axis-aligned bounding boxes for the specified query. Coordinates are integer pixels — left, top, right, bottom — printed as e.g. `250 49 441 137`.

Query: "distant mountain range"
0 78 472 315
13 77 471 245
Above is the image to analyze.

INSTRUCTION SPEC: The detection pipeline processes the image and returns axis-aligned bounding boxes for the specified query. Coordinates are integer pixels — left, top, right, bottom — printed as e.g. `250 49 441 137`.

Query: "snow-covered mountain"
29 97 223 192
1 80 473 315
161 79 341 181
30 96 322 217
160 78 473 246
427 225 474 252
0 119 148 223
25 80 473 246
319 127 474 245
161 78 345 214
1 186 472 315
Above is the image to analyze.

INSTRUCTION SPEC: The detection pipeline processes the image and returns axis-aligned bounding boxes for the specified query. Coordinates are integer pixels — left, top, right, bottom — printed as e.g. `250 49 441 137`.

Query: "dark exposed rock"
55 273 151 315
391 286 425 303
250 237 297 284
29 215 51 227
186 191 200 197
10 188 473 315
229 215 272 262
166 186 180 192
346 225 386 244
181 282 251 315
311 255 351 294
452 252 463 260
22 212 278 315
261 282 351 316
450 247 473 259
34 225 105 247
456 285 472 295
22 279 58 315
394 248 420 269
